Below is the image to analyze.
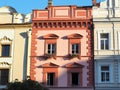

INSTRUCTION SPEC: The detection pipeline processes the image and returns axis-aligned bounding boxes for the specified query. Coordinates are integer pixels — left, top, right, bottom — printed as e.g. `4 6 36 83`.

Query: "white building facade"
0 6 32 89
93 0 120 90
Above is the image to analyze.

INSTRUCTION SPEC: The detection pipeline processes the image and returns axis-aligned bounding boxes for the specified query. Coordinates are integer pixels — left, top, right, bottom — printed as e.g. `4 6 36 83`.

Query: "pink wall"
31 5 93 89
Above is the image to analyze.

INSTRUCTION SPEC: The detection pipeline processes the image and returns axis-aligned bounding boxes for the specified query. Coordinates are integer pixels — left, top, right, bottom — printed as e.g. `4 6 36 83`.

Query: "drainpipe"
26 29 32 79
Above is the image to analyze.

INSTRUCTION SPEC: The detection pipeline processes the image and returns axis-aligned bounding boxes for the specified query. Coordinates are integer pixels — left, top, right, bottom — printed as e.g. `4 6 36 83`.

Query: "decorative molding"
0 36 12 42
0 62 11 66
33 20 92 29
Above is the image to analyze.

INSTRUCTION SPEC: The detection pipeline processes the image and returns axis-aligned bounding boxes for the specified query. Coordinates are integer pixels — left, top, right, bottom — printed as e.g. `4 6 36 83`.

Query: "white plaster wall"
0 30 14 82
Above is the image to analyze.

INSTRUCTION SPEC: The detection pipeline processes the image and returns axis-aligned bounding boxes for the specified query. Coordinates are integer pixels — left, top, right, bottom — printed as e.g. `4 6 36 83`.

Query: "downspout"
26 29 32 79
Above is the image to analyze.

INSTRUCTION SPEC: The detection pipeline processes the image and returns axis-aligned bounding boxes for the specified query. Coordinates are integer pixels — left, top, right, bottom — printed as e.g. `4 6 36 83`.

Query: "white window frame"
98 33 111 50
118 32 120 50
47 44 55 54
71 43 79 54
98 63 113 83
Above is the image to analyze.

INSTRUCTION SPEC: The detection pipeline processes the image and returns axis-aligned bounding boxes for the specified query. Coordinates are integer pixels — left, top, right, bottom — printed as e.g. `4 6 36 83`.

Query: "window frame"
100 66 110 82
47 43 56 55
0 69 9 85
1 44 11 57
70 72 80 86
100 33 109 50
98 63 113 83
71 43 79 55
47 72 55 86
98 33 111 50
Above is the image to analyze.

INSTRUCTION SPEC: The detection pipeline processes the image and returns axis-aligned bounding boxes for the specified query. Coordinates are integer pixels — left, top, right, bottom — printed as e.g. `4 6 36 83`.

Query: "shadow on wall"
20 32 29 80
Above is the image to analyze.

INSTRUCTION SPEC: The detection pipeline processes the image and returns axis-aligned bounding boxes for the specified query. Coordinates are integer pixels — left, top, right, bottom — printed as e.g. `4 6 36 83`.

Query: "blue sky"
0 0 103 14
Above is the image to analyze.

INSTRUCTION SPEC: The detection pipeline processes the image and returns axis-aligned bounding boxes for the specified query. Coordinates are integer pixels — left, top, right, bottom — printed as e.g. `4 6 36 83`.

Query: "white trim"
118 32 120 50
98 33 111 50
98 62 113 83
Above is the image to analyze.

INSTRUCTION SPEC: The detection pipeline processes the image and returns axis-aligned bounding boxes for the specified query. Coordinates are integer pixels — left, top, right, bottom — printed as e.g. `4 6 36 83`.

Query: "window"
0 69 9 85
71 72 79 86
100 33 109 50
47 44 56 54
1 45 10 57
101 66 110 82
47 73 55 86
72 44 79 54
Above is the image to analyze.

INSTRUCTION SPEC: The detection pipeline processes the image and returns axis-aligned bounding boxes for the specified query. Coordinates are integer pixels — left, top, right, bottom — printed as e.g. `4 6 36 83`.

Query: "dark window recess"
0 69 9 85
47 73 55 86
71 73 79 86
1 45 10 57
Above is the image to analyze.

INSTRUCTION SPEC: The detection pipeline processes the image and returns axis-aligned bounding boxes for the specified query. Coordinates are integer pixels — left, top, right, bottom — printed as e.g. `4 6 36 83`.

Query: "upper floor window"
1 45 10 57
0 36 12 57
101 66 110 82
47 44 56 55
43 34 59 59
72 44 79 54
100 33 109 50
67 33 83 56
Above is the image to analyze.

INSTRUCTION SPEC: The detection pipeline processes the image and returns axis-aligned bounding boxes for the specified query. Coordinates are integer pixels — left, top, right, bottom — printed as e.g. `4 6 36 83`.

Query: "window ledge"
43 54 56 60
0 56 11 58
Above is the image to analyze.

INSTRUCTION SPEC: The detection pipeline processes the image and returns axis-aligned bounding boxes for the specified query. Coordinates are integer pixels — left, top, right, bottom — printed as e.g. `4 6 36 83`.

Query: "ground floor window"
71 72 79 86
0 69 9 85
101 66 110 82
47 73 55 86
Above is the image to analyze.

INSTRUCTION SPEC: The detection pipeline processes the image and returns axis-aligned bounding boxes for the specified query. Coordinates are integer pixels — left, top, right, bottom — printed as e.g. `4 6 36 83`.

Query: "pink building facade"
31 5 94 90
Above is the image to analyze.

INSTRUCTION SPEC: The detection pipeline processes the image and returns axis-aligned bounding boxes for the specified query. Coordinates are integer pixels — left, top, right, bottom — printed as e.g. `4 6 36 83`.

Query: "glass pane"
0 69 9 85
101 34 108 38
72 44 79 54
105 40 109 49
76 44 79 53
47 44 55 54
106 72 110 81
48 44 51 49
101 66 109 71
47 73 55 86
71 73 79 86
101 72 105 81
2 45 10 57
101 40 104 49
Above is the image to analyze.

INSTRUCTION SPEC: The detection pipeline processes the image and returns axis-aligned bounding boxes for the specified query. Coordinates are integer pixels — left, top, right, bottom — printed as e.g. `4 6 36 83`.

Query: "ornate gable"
67 33 83 39
43 34 59 39
41 62 59 68
65 62 84 68
0 36 12 43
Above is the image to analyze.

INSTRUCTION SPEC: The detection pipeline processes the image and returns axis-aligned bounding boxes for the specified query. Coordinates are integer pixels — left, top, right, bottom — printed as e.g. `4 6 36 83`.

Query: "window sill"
0 56 11 58
43 54 56 60
67 54 80 59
